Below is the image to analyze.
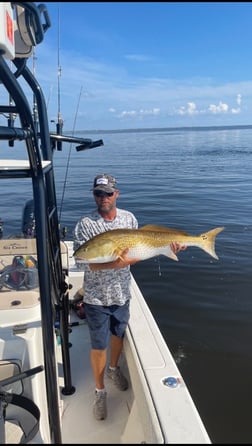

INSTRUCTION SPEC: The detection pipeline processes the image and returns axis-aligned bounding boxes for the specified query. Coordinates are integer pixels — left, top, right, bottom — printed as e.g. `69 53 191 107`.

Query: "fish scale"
73 225 224 263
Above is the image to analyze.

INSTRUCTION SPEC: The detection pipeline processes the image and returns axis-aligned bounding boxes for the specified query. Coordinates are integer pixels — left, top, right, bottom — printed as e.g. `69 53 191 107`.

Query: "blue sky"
30 2 252 131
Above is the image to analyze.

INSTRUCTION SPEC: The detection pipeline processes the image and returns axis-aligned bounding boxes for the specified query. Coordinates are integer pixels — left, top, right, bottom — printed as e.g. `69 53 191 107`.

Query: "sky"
13 2 252 131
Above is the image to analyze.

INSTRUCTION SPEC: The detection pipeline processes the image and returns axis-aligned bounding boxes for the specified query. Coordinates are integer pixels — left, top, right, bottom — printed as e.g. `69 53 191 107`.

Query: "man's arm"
89 249 138 271
89 242 186 271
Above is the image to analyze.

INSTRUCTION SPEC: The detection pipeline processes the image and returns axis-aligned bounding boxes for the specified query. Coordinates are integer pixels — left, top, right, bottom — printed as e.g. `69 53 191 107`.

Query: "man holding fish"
73 173 186 421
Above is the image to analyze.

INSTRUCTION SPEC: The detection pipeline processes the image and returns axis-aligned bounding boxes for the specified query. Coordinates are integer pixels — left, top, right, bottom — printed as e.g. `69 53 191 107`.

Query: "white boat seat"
0 239 39 315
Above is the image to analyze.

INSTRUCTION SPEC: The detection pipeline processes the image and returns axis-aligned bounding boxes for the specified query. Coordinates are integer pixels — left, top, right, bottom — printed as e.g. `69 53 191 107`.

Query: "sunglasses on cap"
94 190 114 198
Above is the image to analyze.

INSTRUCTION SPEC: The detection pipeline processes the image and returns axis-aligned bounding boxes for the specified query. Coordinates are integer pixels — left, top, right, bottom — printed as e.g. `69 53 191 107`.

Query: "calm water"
1 126 252 443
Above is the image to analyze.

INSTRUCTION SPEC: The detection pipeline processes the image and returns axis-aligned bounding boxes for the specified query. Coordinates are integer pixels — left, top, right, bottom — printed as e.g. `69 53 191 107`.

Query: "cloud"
231 107 240 114
25 40 249 129
108 107 160 118
175 96 242 117
236 94 242 106
124 54 153 62
208 101 229 114
114 108 160 119
177 102 199 116
231 94 242 114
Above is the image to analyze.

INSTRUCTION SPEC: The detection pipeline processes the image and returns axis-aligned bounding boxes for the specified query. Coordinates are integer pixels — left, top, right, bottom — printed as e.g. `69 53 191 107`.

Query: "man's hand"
115 249 140 267
90 243 187 271
170 241 187 254
89 249 139 271
113 243 186 267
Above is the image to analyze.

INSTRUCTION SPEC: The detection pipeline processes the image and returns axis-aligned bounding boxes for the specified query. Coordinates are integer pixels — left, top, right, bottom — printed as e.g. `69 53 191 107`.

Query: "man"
73 173 184 421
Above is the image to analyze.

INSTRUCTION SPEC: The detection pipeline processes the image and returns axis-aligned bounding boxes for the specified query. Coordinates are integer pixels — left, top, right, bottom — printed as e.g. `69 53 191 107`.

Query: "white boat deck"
0 240 211 444
61 244 138 444
62 242 211 443
59 312 134 444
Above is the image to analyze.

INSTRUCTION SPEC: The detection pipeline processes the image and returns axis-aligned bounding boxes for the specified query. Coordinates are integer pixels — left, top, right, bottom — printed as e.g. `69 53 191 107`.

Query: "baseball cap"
93 174 117 193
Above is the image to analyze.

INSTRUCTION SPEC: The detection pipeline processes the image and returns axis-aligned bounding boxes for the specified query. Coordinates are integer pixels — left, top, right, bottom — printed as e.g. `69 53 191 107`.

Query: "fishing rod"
57 83 104 239
50 9 104 235
58 86 83 232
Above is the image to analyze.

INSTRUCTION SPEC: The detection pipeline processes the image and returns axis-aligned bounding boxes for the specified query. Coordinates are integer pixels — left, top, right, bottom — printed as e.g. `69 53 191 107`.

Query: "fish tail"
199 226 224 259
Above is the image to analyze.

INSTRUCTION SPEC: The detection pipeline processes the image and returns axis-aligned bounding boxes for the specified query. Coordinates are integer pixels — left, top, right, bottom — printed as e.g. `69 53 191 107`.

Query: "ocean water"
1 126 252 443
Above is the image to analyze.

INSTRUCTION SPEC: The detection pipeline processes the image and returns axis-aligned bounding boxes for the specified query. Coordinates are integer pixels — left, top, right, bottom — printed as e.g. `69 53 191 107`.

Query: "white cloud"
117 108 160 119
177 102 199 116
208 101 229 114
175 98 242 117
32 41 249 129
231 107 241 114
124 54 152 62
236 94 242 106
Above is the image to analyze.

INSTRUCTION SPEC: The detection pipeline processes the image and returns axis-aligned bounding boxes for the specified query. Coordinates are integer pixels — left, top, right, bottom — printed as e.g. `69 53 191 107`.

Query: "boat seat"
0 238 37 260
0 239 39 313
0 238 69 321
0 238 68 268
0 239 69 291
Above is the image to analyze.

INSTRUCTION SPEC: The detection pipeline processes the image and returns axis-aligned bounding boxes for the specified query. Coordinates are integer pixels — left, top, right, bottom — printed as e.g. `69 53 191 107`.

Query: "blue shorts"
83 301 130 350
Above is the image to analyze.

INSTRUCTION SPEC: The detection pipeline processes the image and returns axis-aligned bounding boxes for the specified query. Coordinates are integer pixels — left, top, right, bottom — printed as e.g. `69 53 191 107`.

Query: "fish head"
73 238 118 263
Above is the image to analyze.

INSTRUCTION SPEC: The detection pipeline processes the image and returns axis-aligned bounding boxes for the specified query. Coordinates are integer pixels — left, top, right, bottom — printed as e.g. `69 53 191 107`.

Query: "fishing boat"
0 3 211 443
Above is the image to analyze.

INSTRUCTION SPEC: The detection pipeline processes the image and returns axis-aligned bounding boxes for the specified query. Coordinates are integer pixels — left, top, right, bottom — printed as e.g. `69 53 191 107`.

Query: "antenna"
32 48 39 133
56 6 63 150
7 61 16 147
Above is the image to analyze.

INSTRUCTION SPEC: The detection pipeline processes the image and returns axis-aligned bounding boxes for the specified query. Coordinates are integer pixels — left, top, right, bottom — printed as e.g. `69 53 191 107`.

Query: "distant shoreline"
70 124 252 135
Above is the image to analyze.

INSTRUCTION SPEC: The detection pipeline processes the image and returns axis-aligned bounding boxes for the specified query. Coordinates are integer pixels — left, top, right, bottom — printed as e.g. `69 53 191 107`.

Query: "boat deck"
1 241 211 444
59 311 134 444
60 248 140 444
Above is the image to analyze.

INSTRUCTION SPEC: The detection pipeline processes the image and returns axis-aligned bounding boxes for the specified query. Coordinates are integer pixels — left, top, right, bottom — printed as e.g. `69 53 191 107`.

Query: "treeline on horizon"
71 124 252 135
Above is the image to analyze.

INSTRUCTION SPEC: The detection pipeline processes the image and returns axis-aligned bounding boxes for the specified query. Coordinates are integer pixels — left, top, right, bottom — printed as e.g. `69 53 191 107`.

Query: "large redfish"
73 224 224 263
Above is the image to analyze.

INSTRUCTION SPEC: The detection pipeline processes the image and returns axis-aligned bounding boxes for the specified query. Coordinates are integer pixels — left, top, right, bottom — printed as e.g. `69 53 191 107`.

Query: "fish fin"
139 224 160 231
199 226 224 259
114 248 125 261
163 249 179 262
168 251 179 261
140 224 189 236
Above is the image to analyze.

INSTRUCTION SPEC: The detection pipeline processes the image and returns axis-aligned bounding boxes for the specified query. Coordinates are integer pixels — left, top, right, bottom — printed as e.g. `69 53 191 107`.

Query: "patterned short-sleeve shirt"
73 208 138 306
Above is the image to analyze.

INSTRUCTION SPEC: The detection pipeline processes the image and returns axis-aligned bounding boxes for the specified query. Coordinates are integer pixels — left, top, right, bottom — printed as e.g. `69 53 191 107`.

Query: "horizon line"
62 123 252 135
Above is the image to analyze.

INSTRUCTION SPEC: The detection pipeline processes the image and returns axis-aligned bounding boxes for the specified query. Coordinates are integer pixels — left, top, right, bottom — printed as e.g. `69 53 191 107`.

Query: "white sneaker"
107 366 128 391
93 391 107 420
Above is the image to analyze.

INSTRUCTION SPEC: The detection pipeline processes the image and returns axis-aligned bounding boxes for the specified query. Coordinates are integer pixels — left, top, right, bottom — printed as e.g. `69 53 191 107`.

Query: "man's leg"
109 335 123 368
90 348 107 389
107 335 128 391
